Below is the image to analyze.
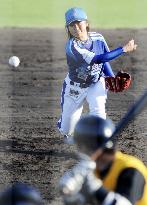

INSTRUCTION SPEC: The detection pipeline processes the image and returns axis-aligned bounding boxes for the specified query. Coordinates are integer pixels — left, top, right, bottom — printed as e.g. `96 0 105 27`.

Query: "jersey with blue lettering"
65 32 123 84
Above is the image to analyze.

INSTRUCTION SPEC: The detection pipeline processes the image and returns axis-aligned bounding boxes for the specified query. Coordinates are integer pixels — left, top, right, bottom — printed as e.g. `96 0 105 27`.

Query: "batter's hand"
59 159 96 195
123 39 137 52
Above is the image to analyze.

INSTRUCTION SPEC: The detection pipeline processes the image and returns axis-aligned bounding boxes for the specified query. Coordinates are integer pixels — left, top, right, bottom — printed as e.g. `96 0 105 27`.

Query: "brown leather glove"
105 71 131 92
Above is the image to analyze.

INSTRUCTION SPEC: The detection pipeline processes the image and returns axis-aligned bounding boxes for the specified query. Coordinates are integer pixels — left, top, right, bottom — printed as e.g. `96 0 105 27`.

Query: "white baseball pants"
57 75 107 136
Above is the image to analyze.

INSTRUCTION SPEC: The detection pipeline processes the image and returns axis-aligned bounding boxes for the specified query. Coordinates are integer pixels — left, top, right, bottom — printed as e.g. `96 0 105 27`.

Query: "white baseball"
9 56 20 67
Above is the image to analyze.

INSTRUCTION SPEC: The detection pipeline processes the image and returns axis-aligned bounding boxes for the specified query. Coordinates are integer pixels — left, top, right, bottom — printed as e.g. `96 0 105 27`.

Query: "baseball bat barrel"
112 89 147 139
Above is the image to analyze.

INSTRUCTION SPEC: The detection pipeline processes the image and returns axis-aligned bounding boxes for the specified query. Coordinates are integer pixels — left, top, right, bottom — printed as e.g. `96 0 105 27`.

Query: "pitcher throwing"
57 7 137 142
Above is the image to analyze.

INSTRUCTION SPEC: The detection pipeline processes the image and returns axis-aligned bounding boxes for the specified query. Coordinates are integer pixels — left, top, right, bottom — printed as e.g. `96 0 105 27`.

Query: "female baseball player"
57 7 137 142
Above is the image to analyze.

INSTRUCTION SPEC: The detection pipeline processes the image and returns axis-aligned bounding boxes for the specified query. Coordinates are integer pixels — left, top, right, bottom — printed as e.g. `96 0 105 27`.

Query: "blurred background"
0 1 147 204
0 0 147 28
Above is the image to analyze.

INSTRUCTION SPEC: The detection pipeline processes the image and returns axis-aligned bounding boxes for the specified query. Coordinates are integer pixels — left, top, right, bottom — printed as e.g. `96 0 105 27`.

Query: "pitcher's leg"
88 95 107 119
58 96 83 136
57 80 85 136
86 78 107 119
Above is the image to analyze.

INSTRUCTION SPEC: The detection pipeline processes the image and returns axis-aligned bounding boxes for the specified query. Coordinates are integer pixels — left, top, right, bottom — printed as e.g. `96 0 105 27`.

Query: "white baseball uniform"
57 32 124 137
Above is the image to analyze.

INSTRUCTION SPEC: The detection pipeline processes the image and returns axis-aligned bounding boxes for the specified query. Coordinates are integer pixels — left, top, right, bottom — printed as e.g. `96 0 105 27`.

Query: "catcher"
59 115 147 205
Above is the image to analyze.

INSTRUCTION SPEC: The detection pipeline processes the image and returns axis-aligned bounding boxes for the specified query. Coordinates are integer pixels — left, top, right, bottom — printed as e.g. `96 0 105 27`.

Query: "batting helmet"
0 182 43 205
74 115 116 155
65 7 88 26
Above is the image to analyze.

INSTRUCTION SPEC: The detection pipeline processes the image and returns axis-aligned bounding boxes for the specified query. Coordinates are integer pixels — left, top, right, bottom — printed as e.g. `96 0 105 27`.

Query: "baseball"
9 56 20 67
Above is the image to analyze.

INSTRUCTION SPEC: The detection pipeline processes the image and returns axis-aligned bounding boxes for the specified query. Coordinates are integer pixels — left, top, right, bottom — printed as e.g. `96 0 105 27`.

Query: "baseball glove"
105 71 131 92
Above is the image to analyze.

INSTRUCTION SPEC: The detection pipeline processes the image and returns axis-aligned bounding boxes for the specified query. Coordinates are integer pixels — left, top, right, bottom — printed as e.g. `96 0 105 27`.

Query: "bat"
91 89 147 161
112 89 147 139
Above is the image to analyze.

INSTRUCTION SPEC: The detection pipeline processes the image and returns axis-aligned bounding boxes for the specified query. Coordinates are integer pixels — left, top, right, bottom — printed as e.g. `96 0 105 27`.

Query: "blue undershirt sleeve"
102 38 115 77
103 62 115 77
91 47 124 64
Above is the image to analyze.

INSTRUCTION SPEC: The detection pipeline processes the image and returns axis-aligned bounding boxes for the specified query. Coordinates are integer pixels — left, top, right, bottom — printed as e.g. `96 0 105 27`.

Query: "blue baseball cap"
65 7 88 26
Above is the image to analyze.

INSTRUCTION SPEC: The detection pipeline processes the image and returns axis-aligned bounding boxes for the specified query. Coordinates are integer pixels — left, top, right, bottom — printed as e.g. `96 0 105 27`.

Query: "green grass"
0 0 147 28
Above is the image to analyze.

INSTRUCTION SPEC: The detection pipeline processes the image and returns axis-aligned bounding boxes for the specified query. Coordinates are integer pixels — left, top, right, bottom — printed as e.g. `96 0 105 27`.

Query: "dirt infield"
0 28 146 204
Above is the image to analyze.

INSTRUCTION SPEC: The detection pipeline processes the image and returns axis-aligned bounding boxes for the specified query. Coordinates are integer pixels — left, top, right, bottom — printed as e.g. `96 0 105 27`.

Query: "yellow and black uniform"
95 151 147 205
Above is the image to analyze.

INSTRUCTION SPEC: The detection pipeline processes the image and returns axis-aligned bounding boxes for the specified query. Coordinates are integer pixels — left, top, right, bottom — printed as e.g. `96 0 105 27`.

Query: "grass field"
0 0 147 28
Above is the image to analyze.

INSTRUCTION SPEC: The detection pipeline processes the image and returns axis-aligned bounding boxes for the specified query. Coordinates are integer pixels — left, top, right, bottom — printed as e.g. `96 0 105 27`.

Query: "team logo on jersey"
76 66 90 81
76 63 102 82
90 63 102 75
88 64 102 82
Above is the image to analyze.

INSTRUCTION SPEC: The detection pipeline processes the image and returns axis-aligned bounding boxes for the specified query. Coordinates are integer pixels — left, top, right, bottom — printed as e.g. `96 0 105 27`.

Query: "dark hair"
66 21 90 39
